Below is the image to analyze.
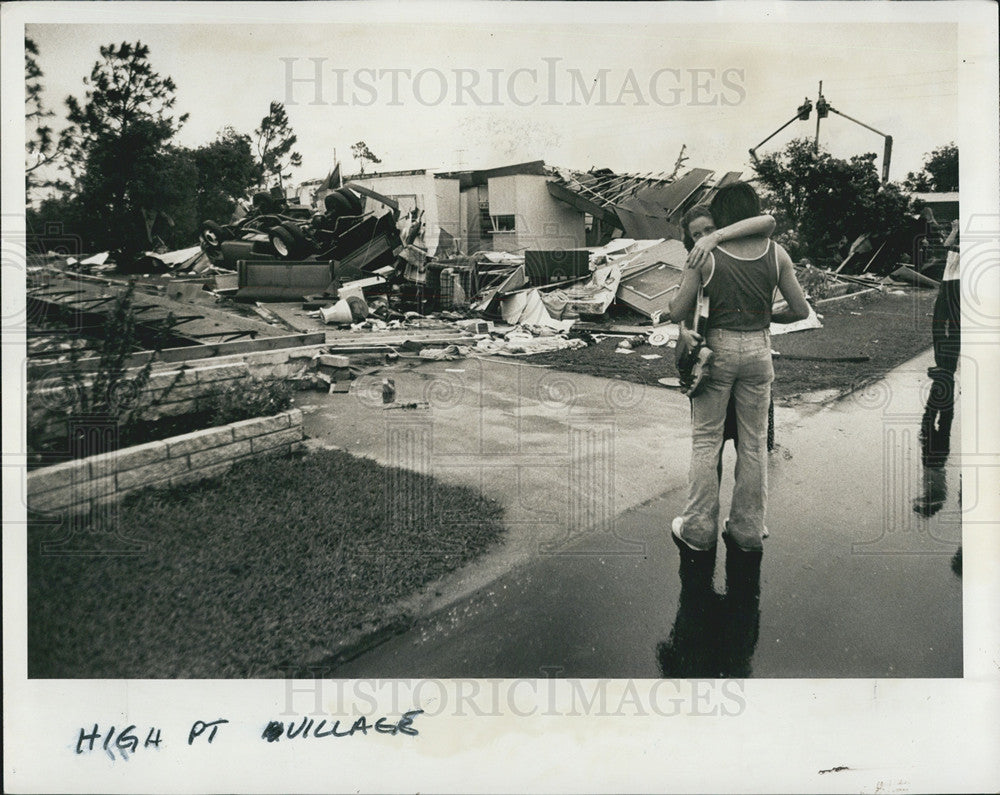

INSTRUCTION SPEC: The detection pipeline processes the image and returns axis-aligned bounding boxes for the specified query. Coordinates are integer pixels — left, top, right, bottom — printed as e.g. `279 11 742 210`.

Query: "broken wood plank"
546 181 623 227
342 182 400 211
889 266 940 288
572 322 668 333
27 332 327 375
251 302 301 332
813 287 881 306
325 334 475 350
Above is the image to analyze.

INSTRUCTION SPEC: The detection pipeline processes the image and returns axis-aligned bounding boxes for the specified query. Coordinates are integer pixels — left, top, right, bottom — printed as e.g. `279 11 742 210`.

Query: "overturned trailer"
197 186 404 302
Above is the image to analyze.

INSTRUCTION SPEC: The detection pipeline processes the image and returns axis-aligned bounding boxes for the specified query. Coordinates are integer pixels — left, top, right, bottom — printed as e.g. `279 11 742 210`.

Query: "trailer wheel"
337 188 364 215
269 223 311 259
324 191 353 216
199 220 231 250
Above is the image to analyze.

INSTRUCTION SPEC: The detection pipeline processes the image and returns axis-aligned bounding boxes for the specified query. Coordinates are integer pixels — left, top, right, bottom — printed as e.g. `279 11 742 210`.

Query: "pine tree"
25 37 71 201
63 41 189 254
351 140 382 175
254 102 302 190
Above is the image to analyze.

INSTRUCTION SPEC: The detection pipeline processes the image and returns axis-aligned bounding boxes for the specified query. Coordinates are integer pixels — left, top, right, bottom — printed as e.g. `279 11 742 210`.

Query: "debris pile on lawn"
27 156 946 383
197 186 401 289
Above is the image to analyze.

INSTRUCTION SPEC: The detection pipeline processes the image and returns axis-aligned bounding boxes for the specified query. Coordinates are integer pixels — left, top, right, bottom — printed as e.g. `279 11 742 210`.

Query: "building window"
478 186 491 237
491 215 516 232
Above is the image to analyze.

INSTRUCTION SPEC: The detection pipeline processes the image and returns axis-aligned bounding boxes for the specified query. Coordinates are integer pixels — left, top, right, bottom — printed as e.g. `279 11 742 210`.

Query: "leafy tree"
901 170 933 193
25 36 71 202
351 140 382 174
254 102 302 190
753 138 913 264
903 143 958 193
63 41 189 256
27 193 92 252
145 146 200 250
193 127 262 224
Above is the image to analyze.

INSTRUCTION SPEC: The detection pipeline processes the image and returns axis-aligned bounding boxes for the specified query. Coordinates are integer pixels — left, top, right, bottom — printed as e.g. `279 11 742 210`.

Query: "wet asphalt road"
324 351 963 678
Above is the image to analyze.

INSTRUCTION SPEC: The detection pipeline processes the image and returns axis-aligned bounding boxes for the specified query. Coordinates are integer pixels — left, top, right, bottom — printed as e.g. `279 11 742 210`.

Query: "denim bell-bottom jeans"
679 328 774 551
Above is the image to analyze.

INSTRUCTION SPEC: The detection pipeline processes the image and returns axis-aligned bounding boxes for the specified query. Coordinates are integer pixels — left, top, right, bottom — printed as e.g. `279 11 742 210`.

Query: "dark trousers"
922 278 960 467
932 279 961 374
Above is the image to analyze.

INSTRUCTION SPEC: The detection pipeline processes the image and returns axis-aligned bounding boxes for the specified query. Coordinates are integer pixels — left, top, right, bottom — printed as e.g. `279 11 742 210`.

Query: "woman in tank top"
668 183 811 556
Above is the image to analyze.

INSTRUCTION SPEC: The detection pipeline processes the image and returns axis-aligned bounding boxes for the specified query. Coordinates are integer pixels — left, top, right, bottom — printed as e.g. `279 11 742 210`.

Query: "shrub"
794 263 837 301
198 375 294 425
27 281 180 458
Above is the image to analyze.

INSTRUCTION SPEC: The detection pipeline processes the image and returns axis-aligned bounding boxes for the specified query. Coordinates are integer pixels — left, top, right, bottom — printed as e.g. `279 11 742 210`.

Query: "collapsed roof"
547 166 744 240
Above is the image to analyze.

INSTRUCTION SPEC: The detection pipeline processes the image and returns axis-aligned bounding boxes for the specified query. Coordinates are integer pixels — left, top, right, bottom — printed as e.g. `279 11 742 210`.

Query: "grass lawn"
770 289 934 399
27 449 504 678
526 288 936 401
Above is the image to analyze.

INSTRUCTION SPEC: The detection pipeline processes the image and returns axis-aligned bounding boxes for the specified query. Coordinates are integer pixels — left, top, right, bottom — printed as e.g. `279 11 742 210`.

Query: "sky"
25 14 958 189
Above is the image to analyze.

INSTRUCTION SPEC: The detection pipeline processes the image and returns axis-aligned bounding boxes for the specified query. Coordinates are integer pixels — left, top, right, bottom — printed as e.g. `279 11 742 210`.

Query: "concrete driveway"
299 350 962 678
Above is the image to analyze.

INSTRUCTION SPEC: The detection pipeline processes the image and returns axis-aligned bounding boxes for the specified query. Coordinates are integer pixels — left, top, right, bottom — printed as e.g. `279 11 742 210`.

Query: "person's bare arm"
943 219 959 248
668 263 707 325
687 214 776 270
771 244 811 323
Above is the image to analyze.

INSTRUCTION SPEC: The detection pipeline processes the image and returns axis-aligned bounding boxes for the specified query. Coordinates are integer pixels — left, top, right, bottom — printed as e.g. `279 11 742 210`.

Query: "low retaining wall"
28 409 305 515
139 343 327 419
29 344 326 436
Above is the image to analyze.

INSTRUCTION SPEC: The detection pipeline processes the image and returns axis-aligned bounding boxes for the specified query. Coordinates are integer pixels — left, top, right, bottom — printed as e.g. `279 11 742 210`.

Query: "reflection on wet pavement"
913 369 956 519
658 538 762 678
331 350 963 679
913 367 961 578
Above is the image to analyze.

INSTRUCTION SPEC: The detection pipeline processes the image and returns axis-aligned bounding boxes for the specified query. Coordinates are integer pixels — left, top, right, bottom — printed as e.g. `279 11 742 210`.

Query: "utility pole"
814 81 831 152
750 82 891 182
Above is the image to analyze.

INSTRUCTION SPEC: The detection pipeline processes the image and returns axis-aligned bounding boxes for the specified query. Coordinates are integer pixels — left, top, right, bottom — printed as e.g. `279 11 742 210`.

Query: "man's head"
709 182 761 228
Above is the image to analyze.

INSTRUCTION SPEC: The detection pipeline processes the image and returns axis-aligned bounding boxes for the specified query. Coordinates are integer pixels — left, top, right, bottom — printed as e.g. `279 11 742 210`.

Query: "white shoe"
671 516 707 552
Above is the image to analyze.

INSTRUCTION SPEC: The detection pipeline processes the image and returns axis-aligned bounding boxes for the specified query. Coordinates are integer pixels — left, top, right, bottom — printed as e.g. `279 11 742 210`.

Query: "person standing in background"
915 219 961 520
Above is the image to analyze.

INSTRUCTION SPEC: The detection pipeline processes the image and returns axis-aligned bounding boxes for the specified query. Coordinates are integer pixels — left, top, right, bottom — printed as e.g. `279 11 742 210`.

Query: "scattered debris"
26 155 938 401
889 265 940 288
770 306 825 336
80 251 110 267
317 354 351 368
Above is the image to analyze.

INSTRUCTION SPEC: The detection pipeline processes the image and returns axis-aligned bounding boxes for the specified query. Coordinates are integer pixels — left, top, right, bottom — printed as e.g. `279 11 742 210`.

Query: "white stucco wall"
485 174 585 253
346 172 460 255
434 178 461 251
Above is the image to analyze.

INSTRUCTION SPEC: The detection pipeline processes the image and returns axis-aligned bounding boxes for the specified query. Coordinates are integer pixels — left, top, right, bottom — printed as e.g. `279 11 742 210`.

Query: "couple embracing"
668 182 812 557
